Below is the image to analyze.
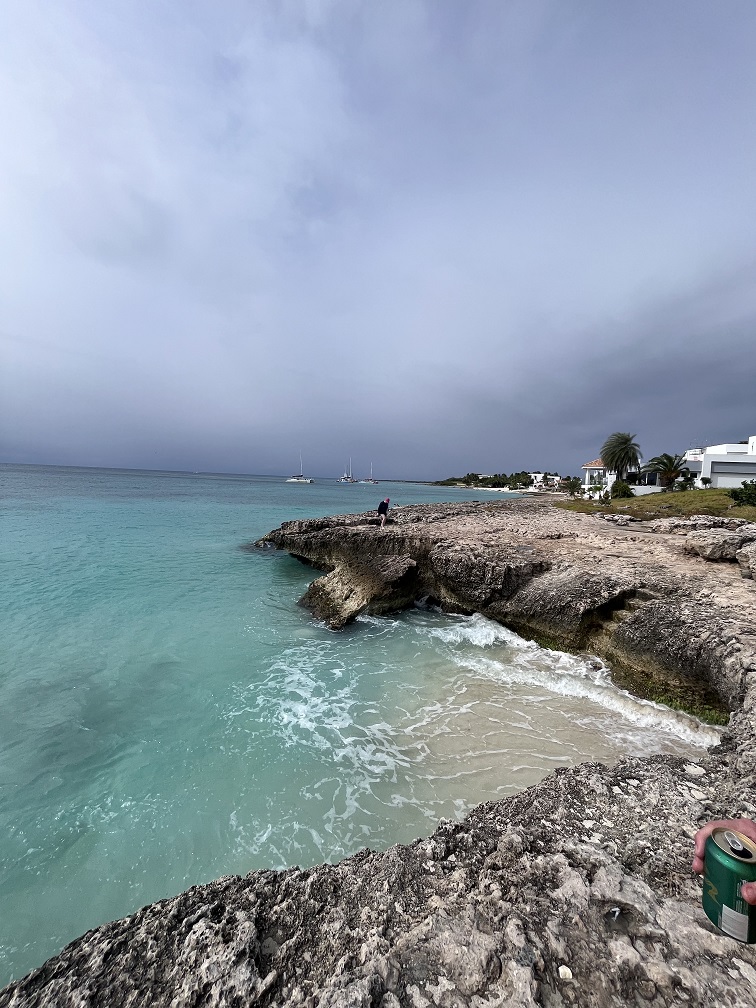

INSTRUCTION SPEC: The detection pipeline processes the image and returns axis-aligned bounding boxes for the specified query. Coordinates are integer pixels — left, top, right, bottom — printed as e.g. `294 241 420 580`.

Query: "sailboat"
337 458 357 483
360 463 378 484
286 452 314 483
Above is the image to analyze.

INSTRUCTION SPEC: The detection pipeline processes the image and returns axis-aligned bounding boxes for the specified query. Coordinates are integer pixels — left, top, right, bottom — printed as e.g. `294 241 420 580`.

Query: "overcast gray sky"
2 0 755 480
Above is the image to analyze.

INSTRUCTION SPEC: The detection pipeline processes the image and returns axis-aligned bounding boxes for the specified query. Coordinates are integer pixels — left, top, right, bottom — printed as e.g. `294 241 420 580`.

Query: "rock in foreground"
3 750 756 1007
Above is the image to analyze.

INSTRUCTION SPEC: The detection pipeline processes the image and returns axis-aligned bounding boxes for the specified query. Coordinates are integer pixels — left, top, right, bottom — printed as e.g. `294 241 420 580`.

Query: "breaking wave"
419 613 721 748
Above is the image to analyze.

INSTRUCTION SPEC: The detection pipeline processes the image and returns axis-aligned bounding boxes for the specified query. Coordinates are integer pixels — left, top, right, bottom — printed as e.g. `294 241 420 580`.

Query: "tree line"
434 471 558 489
435 432 754 502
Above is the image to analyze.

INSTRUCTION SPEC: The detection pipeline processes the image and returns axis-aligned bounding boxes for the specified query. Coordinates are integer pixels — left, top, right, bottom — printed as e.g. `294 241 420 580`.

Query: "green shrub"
728 480 756 507
610 480 634 499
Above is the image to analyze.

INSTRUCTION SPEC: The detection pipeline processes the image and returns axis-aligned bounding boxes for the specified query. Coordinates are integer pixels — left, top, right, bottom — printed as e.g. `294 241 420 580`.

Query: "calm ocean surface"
0 464 720 984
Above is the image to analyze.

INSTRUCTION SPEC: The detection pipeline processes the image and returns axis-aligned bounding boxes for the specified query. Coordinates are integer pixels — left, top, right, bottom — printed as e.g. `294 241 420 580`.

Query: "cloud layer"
2 0 755 479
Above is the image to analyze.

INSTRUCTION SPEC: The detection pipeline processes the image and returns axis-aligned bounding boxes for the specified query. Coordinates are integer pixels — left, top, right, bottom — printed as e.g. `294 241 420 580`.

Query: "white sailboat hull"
286 452 314 483
338 458 357 482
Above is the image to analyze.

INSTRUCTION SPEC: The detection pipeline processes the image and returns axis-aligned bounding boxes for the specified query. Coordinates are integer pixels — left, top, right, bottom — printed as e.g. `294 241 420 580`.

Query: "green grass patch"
554 488 756 522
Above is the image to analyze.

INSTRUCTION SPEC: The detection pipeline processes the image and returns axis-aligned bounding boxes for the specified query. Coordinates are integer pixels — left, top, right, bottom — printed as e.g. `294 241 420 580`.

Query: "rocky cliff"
2 499 755 1008
257 499 755 720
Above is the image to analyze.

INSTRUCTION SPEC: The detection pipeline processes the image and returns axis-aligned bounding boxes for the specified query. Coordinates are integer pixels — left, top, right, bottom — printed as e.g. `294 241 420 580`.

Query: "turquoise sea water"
0 465 720 985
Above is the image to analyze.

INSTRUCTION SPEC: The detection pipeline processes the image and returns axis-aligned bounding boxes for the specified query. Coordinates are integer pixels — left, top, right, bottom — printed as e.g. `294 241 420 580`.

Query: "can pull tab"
724 831 753 858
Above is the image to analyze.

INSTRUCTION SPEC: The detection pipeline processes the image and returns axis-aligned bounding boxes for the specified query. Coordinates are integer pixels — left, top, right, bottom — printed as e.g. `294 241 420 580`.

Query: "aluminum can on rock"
702 828 756 943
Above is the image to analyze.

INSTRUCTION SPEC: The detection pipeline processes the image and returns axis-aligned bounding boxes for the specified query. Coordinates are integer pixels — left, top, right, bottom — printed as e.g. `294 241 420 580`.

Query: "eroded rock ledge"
256 499 754 716
3 500 756 1008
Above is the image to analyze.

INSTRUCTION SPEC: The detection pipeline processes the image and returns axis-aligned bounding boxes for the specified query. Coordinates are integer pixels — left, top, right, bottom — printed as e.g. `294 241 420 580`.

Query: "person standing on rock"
377 498 390 527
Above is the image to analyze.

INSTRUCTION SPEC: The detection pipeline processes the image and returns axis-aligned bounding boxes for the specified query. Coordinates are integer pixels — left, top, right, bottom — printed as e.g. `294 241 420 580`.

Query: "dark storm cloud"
429 257 756 476
1 0 755 479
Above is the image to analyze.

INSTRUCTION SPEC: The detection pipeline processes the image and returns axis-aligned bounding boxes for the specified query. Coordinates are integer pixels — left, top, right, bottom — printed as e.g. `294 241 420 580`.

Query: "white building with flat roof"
683 436 756 488
581 458 660 495
528 471 559 486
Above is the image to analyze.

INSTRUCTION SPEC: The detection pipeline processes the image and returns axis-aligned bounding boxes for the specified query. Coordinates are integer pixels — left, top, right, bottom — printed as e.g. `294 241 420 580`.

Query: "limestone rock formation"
684 526 756 563
2 499 756 1008
255 500 754 712
645 516 750 535
736 543 756 580
3 750 755 1008
595 511 636 525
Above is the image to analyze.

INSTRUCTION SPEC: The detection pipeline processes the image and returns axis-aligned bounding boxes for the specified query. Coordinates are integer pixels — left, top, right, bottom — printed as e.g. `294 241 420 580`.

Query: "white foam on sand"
420 613 721 749
216 609 720 874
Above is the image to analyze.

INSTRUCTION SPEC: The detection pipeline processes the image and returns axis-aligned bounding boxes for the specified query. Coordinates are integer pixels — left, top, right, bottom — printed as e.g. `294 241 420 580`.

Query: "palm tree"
600 432 642 481
563 476 583 497
641 453 691 491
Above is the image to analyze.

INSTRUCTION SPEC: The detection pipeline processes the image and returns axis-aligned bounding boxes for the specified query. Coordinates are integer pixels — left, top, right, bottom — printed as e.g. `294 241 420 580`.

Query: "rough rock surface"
645 516 751 535
3 754 756 1008
256 500 755 711
594 511 636 525
737 543 756 580
3 499 756 1008
684 527 756 563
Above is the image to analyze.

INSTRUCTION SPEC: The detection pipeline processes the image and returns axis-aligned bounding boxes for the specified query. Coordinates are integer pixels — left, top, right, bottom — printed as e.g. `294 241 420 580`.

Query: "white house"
581 459 608 492
528 471 559 488
683 436 756 488
581 458 661 496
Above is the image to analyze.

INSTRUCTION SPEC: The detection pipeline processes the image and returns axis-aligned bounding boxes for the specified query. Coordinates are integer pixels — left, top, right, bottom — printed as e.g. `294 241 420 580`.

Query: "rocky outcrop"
300 553 420 626
737 543 756 580
3 499 756 1008
594 511 636 525
684 526 756 566
256 500 754 712
645 516 751 534
3 748 756 1008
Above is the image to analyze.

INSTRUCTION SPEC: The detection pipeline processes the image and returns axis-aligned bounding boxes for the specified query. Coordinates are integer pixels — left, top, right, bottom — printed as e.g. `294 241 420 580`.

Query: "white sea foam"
424 613 529 649
416 613 721 749
219 607 722 890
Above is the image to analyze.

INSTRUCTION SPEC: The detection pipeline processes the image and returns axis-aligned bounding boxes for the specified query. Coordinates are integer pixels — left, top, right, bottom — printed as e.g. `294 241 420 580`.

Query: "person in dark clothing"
377 497 390 527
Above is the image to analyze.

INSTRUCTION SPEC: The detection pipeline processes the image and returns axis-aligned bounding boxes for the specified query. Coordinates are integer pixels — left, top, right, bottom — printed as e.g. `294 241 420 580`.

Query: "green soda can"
702 827 756 943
